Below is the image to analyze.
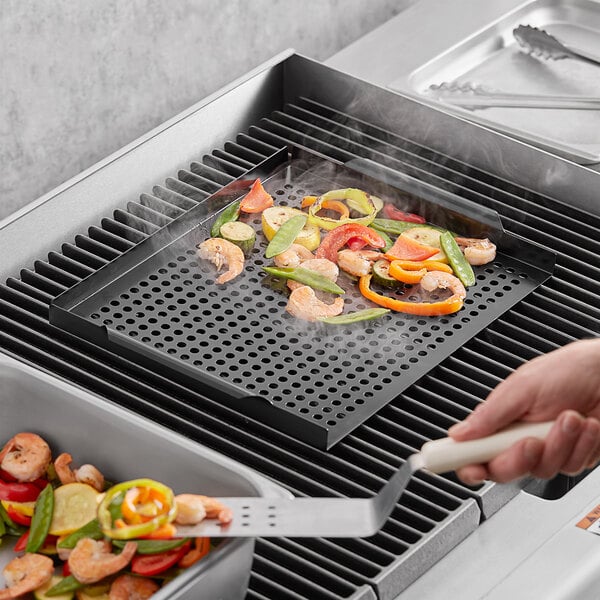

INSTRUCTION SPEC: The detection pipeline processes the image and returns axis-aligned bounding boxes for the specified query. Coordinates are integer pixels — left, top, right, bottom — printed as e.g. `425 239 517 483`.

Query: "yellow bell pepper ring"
307 188 377 231
98 478 176 540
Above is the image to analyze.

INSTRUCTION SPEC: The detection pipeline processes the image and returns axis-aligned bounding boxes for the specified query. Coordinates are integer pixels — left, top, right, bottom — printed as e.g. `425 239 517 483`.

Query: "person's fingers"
561 418 600 475
454 464 489 486
530 411 583 479
586 420 600 469
484 437 544 483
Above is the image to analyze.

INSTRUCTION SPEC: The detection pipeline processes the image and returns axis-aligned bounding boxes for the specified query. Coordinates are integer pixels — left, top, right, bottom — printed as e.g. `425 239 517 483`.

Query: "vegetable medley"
0 432 230 599
198 179 497 323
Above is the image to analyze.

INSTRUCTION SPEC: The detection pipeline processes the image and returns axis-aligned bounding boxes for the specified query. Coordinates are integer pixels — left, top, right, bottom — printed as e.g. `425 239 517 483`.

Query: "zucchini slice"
372 259 401 288
219 221 256 254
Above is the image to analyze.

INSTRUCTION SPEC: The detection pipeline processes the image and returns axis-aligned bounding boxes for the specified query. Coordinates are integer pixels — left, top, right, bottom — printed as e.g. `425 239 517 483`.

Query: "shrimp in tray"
273 243 314 268
454 236 497 266
68 538 138 584
54 452 105 492
286 285 344 322
197 238 245 284
109 574 159 600
0 553 54 599
0 432 51 482
420 271 467 300
337 249 382 277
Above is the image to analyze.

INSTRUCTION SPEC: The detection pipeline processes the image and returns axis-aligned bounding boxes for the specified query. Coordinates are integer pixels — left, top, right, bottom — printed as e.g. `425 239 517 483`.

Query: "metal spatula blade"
175 422 553 538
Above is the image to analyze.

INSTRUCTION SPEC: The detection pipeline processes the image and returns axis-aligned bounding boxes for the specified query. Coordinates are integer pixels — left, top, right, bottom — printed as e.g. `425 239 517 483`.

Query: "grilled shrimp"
54 453 105 492
337 249 382 277
454 237 496 266
273 243 314 268
286 285 344 322
109 574 159 600
68 539 137 584
0 432 51 482
420 271 467 299
0 553 54 599
197 238 245 284
287 258 339 291
175 494 232 525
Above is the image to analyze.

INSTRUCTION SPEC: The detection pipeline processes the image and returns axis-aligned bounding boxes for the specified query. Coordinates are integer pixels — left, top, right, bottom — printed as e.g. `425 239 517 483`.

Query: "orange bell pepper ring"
359 274 464 316
388 261 427 284
179 537 211 568
239 179 274 213
392 260 453 274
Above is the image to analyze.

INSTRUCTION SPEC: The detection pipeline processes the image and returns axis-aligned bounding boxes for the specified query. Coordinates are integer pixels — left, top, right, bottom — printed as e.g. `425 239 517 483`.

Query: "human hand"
448 338 600 485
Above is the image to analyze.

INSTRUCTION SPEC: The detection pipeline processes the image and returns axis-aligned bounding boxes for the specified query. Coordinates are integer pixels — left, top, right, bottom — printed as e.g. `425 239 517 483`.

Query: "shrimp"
0 432 51 482
273 243 314 268
337 249 382 277
420 271 467 299
197 238 245 284
175 494 232 525
454 237 497 266
286 285 345 322
68 539 137 584
54 453 105 492
0 553 54 599
109 574 159 600
287 258 339 291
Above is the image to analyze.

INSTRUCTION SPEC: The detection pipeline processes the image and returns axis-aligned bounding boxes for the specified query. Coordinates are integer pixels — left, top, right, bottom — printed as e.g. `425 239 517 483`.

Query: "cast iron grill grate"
0 97 598 599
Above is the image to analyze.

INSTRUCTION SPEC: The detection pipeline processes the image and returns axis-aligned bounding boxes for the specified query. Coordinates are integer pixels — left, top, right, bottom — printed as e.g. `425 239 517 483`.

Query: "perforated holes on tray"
89 182 529 440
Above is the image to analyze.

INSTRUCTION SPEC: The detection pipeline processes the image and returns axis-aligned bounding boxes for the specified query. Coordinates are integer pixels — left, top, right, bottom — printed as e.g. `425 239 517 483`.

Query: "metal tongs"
427 82 600 111
513 24 600 66
173 422 553 538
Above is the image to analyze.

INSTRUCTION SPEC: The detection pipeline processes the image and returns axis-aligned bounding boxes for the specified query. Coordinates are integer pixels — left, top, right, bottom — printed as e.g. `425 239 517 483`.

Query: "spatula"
175 421 553 538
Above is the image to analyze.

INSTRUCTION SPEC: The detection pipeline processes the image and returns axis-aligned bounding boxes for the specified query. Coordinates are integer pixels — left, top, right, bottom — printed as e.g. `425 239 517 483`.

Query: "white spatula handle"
420 421 554 474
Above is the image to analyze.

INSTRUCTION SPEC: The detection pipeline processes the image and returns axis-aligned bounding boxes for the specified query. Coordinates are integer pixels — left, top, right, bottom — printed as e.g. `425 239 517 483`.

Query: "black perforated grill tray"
50 147 553 449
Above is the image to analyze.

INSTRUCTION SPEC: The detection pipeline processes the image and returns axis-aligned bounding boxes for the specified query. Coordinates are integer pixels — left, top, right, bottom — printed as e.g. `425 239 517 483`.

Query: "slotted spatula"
175 421 553 538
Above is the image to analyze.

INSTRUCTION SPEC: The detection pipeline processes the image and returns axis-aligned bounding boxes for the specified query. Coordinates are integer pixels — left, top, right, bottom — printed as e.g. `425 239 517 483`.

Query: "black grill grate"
0 97 598 599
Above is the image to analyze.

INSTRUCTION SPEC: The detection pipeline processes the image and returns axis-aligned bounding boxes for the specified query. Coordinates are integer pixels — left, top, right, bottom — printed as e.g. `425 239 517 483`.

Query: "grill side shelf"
49 146 554 450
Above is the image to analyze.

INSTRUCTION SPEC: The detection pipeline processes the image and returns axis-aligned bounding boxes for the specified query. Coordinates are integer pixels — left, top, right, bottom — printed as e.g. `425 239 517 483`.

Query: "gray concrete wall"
1 0 410 220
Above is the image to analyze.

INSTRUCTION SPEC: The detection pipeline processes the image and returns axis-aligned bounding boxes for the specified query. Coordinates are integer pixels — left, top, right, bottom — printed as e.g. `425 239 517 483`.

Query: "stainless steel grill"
0 53 599 599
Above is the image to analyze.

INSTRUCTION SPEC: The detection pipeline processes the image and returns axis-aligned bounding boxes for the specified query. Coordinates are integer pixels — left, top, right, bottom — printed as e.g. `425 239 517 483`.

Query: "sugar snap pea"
318 308 390 324
113 537 189 554
371 218 444 236
440 230 475 287
262 266 344 295
265 214 308 258
57 518 104 549
369 227 393 253
210 201 241 237
25 483 54 553
46 575 85 597
0 512 5 538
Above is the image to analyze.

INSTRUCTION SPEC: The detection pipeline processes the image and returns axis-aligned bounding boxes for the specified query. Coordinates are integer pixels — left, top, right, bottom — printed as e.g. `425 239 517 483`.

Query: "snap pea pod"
57 518 104 549
262 266 345 295
25 483 54 553
265 214 308 258
440 230 475 287
113 537 189 554
371 218 444 236
210 201 241 237
318 308 391 324
0 512 5 538
369 227 393 253
0 502 27 536
46 575 85 597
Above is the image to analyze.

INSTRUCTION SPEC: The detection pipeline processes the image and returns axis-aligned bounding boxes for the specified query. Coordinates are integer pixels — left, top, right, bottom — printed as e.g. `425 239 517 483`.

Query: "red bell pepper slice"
131 540 192 576
5 507 31 526
315 223 384 263
239 179 274 214
0 479 42 503
347 236 368 251
62 561 71 577
13 531 29 552
384 235 439 262
382 204 426 223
